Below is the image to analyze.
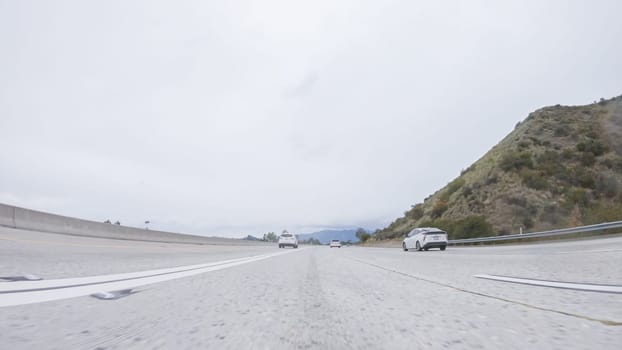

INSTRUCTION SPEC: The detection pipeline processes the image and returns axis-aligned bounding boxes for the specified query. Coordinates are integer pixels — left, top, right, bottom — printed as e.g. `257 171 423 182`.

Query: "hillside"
374 95 622 241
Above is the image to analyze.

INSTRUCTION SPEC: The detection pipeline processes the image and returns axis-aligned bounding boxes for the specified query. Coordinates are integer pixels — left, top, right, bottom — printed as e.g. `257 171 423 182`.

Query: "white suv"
403 227 447 251
329 240 341 248
278 233 298 248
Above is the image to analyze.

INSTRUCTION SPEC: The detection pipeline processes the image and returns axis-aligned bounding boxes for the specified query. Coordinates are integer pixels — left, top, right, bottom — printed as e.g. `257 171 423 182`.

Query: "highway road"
1 226 621 349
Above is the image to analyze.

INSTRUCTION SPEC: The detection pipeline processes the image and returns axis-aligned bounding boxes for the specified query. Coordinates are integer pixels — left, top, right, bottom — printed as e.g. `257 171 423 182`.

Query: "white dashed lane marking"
475 274 622 294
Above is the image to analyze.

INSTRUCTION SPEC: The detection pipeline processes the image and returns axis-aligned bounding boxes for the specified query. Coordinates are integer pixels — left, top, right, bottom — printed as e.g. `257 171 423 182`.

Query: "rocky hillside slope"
374 95 622 241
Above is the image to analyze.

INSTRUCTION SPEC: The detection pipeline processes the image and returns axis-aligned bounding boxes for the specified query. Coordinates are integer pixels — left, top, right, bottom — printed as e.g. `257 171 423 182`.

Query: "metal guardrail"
448 220 622 244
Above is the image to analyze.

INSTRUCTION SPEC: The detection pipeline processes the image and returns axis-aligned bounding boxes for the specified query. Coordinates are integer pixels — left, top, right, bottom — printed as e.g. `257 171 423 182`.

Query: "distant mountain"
297 229 361 244
375 95 622 241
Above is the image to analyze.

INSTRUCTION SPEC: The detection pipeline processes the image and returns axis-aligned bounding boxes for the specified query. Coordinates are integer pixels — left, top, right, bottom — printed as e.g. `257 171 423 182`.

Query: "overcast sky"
1 1 621 238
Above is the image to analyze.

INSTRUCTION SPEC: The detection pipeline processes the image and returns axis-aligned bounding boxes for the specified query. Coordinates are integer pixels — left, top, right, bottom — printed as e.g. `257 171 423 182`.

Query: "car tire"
403 242 408 251
416 241 422 251
440 246 446 251
294 245 298 249
424 247 429 251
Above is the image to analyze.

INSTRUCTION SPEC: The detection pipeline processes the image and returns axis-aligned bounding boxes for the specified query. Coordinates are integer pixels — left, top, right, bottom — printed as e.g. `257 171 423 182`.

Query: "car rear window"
331 240 340 242
424 231 446 235
281 234 292 237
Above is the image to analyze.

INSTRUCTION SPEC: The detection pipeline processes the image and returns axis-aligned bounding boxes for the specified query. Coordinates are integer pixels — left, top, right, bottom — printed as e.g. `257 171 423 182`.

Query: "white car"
329 240 341 248
278 233 298 248
403 227 447 251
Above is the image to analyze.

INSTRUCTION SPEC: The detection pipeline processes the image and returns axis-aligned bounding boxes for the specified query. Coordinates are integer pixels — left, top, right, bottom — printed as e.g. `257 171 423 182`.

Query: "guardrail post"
11 206 16 228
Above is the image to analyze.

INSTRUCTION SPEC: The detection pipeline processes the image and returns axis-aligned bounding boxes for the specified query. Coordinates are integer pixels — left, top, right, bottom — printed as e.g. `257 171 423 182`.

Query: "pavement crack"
350 257 622 327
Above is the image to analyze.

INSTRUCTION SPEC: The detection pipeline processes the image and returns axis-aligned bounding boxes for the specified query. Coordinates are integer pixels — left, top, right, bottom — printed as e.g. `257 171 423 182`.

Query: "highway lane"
0 226 275 279
1 229 621 349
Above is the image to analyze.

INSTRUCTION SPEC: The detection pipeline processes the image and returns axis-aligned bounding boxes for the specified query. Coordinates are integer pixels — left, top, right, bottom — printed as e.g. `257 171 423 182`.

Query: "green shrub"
594 175 620 198
500 150 534 171
522 216 534 229
430 200 448 218
586 130 599 139
554 125 570 137
466 198 483 211
447 178 465 196
505 195 527 207
454 216 494 239
419 216 493 240
460 165 476 175
520 169 549 190
518 141 530 150
536 150 559 165
585 202 622 224
580 152 596 166
539 203 565 225
577 172 596 189
576 139 607 156
485 175 498 185
407 204 424 221
511 203 538 229
565 188 589 207
535 150 569 181
358 233 372 243
561 149 575 160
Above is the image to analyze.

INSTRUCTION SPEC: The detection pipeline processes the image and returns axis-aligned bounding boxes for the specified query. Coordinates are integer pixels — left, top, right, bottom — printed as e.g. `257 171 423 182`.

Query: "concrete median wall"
0 202 264 246
0 204 16 228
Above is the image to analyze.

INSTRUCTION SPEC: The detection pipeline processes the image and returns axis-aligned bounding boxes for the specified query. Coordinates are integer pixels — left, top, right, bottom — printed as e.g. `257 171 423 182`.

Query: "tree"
355 228 366 240
355 228 371 243
263 232 278 242
301 238 321 245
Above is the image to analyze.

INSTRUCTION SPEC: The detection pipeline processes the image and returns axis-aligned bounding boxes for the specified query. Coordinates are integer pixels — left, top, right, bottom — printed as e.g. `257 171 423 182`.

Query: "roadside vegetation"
371 95 622 242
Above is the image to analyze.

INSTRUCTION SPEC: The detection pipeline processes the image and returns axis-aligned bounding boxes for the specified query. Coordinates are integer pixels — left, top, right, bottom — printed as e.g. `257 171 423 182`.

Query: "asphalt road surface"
1 226 621 349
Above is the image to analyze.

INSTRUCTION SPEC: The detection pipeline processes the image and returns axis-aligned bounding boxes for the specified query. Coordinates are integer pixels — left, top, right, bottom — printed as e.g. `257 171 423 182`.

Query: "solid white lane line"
474 274 622 294
0 254 264 293
0 249 301 307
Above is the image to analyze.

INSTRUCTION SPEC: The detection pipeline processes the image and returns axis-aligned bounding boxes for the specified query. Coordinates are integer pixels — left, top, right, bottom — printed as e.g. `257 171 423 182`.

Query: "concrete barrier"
0 203 265 246
0 204 16 228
